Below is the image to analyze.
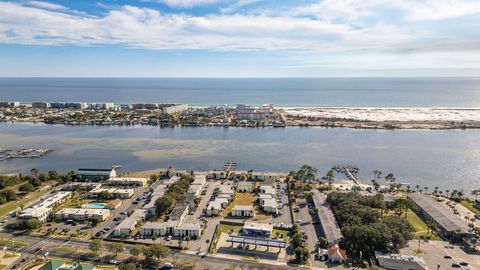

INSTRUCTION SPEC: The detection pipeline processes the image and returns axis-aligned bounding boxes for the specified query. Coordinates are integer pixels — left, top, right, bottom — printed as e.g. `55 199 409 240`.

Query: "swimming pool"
86 202 107 209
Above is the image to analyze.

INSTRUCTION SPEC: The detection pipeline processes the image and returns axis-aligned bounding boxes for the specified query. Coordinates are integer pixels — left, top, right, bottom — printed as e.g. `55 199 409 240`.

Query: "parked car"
444 255 452 259
164 262 174 269
460 261 469 266
451 263 461 268
167 235 172 241
108 260 118 265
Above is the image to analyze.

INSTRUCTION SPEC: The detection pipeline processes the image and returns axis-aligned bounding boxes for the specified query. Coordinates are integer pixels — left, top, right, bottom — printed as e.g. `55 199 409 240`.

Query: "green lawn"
0 238 27 247
460 200 480 215
405 209 441 240
0 184 53 217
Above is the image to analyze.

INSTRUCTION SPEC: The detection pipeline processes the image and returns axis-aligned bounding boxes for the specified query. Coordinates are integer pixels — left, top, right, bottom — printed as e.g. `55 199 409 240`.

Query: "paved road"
0 233 303 270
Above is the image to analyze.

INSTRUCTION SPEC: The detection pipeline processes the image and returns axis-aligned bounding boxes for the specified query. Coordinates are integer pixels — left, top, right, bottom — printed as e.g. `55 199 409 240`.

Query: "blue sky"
1 0 480 77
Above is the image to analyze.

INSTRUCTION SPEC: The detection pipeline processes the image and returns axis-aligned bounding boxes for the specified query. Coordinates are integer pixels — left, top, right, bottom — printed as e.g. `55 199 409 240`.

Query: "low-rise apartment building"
89 187 134 199
19 191 72 222
231 205 254 217
54 208 110 221
106 177 148 187
408 193 475 242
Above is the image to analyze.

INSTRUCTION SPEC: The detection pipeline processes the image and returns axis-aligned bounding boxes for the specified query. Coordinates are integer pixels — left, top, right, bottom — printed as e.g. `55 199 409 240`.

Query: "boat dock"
0 148 53 161
333 165 360 185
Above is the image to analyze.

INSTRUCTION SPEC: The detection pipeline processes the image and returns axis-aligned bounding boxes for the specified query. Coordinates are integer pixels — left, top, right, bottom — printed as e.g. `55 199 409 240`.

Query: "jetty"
333 165 360 185
0 148 53 161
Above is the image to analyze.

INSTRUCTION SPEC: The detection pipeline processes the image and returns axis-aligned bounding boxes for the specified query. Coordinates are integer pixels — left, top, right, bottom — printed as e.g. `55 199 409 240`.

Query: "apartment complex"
19 191 72 222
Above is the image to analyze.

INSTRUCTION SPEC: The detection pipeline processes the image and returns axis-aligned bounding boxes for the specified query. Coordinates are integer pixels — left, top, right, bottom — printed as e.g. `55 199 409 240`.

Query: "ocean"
1 77 480 107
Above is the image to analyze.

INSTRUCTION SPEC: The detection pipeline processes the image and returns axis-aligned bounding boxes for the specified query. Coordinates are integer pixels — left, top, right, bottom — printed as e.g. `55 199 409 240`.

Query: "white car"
167 235 173 241
164 262 174 269
108 260 117 265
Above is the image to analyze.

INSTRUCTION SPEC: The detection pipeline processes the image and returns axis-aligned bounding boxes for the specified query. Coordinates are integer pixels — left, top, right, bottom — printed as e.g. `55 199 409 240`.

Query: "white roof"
56 208 110 215
263 198 277 208
232 205 254 211
176 222 201 230
108 177 147 182
244 221 273 232
188 185 202 193
208 200 223 210
90 188 133 194
116 217 137 229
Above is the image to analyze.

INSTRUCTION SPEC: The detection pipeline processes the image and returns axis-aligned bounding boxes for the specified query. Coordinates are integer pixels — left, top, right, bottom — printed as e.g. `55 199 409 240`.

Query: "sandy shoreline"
279 107 480 129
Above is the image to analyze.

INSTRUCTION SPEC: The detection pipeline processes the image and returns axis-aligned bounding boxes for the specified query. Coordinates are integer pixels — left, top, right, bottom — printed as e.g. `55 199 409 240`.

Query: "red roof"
327 244 347 260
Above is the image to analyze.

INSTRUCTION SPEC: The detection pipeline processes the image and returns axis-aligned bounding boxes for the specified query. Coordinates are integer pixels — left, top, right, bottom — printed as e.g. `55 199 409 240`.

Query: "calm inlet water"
0 123 479 193
1 77 480 107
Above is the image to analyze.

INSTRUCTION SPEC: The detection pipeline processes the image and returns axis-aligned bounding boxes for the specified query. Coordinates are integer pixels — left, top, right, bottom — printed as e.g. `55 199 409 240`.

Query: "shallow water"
0 123 479 193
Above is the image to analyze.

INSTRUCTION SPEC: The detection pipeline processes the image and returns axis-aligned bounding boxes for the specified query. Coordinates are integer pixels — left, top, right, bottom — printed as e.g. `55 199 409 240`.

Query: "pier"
333 165 360 185
0 148 53 161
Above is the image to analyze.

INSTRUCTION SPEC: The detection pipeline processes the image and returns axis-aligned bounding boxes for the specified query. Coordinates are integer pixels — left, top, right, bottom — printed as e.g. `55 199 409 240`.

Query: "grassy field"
0 238 27 247
460 200 480 215
223 193 257 217
405 209 441 240
0 184 53 217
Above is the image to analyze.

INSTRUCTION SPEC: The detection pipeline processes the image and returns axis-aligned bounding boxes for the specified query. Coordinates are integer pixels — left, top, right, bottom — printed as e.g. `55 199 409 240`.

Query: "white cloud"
292 0 480 21
0 0 478 57
0 2 414 51
28 0 67 10
403 0 480 21
154 0 225 8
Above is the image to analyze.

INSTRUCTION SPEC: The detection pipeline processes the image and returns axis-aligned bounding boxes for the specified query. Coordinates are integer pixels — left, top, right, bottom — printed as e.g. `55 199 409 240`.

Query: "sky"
0 0 480 77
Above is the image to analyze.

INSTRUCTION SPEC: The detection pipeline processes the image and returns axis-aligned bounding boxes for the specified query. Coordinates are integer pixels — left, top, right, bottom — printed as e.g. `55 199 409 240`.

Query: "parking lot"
401 240 480 270
271 182 293 227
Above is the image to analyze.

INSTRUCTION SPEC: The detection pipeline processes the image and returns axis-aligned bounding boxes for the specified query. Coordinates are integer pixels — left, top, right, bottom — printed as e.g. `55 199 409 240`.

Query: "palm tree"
30 168 39 177
445 189 450 197
406 185 411 193
130 244 143 259
424 186 429 194
415 185 420 192
457 190 464 200
451 189 458 199
471 189 480 200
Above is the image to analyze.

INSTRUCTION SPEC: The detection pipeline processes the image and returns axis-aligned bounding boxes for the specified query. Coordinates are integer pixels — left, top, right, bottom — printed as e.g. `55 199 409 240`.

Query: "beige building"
54 208 110 221
231 205 254 217
106 177 148 187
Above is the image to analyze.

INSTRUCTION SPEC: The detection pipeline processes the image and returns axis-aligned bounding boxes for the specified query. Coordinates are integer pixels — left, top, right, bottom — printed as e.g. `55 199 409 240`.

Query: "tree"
19 183 34 193
472 189 480 200
295 246 310 264
30 168 39 177
89 239 103 255
149 244 170 262
25 219 42 229
47 170 60 180
317 237 328 249
30 177 42 187
394 197 411 218
130 244 143 259
0 189 17 201
296 165 318 182
106 242 125 257
155 194 176 217
326 169 335 184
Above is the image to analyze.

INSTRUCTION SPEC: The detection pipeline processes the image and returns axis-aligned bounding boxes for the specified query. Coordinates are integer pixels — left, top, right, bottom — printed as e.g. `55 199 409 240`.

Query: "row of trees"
89 239 170 266
327 192 414 265
290 225 310 264
155 175 193 217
